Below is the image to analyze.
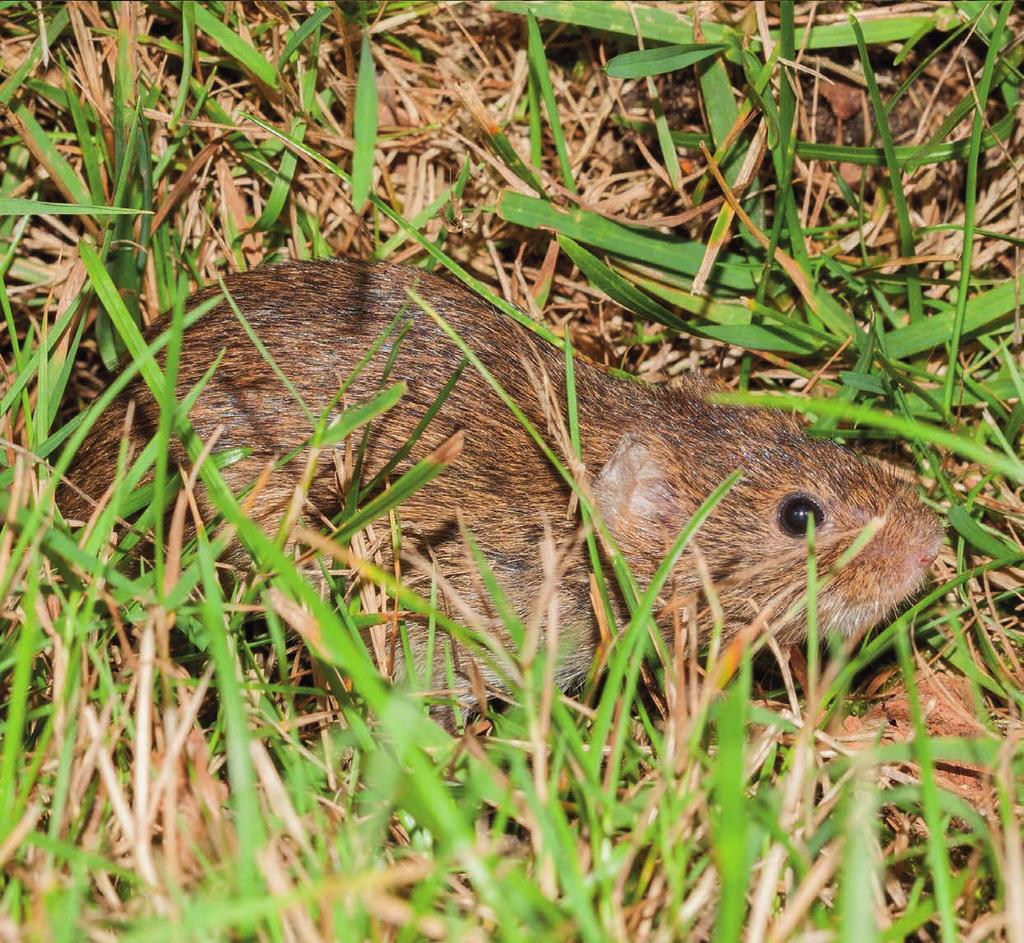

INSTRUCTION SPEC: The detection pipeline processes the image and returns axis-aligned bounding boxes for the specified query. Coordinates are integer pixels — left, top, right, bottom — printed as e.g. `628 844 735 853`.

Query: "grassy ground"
1 1 1023 940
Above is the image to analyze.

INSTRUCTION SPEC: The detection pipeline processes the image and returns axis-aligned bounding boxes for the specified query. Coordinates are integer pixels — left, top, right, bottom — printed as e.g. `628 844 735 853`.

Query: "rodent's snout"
822 493 944 638
877 505 944 595
911 536 942 570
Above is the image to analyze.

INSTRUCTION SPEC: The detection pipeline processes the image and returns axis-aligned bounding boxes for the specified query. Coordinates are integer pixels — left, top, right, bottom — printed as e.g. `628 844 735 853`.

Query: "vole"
61 258 944 698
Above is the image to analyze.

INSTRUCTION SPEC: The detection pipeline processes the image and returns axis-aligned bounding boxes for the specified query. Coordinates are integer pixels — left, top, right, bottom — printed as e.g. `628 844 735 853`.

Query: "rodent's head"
594 385 944 643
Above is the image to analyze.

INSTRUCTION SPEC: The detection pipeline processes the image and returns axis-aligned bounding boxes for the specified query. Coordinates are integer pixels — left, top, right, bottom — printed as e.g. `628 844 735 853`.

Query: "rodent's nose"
912 535 943 570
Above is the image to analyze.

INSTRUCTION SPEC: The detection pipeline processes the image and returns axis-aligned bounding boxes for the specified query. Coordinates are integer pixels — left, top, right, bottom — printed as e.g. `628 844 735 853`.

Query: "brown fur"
60 258 944 696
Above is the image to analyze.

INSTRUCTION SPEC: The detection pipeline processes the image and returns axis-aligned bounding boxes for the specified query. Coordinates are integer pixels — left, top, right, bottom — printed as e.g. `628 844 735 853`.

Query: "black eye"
778 493 825 537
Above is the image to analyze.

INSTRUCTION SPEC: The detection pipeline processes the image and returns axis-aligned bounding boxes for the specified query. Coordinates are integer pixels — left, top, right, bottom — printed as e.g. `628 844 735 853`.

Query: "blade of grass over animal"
195 534 264 895
499 191 757 290
149 289 187 592
359 359 467 499
595 470 742 789
942 1 1012 416
0 295 219 607
526 12 577 194
345 315 413 514
225 289 317 425
335 434 462 544
202 378 405 540
460 527 529 668
191 3 278 90
245 113 561 348
300 527 522 697
719 390 1024 482
100 355 227 555
0 567 41 835
407 286 641 609
558 235 687 330
351 32 377 213
1 497 142 600
563 340 615 671
711 654 752 943
851 17 922 326
803 518 821 703
606 43 729 78
893 629 958 942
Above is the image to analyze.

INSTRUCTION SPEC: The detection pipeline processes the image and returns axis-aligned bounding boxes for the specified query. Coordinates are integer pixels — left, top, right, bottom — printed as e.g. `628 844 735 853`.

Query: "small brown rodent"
62 258 943 695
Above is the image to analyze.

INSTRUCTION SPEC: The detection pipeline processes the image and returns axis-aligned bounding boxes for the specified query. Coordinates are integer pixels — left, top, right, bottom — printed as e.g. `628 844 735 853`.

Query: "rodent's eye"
778 493 824 538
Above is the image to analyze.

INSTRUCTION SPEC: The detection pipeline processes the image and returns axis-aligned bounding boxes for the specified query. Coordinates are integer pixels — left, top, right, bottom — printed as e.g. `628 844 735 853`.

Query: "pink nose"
913 541 941 570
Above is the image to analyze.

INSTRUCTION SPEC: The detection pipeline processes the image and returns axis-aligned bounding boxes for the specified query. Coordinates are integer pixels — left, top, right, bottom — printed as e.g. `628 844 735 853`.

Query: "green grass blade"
526 12 577 193
499 191 756 290
942 0 1012 415
851 16 922 325
191 3 279 90
351 32 378 212
606 43 729 78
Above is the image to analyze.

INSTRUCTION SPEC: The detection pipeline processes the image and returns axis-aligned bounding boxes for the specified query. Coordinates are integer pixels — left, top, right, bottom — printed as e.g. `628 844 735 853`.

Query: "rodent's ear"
594 432 676 533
